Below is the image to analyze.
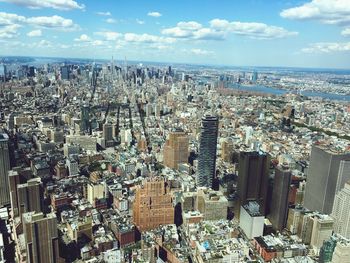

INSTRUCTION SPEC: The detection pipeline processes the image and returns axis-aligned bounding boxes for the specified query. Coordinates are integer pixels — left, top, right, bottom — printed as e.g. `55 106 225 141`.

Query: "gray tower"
269 165 292 230
0 133 10 207
80 105 90 133
197 115 219 188
304 145 350 214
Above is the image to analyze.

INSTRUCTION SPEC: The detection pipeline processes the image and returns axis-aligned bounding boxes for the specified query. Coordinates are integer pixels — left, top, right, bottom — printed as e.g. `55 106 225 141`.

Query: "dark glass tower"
197 115 219 188
80 104 90 133
268 165 292 230
237 151 270 215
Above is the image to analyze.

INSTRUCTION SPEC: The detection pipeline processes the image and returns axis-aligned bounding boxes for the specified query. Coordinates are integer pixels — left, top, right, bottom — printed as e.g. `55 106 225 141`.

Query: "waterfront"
230 84 350 102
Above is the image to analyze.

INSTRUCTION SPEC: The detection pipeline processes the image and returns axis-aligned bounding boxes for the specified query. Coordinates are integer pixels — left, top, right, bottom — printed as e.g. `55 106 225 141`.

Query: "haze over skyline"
1 0 350 69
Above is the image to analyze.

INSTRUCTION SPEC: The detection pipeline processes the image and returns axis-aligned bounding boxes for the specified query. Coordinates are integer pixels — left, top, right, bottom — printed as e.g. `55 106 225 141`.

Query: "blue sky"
1 0 350 68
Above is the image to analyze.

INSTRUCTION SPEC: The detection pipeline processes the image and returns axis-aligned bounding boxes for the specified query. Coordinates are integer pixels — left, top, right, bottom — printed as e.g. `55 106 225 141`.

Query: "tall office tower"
0 133 11 207
23 212 59 263
269 165 292 231
332 181 350 239
80 105 90 133
0 63 6 81
8 170 20 217
133 178 174 232
103 123 114 141
163 130 189 170
60 65 69 80
237 151 270 215
17 178 43 219
304 145 350 214
197 115 219 188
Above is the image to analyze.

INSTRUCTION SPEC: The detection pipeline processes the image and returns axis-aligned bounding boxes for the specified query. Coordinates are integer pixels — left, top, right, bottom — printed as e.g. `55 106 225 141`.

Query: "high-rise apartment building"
0 133 11 207
23 212 59 263
197 115 219 188
269 165 292 230
237 151 270 215
332 181 350 239
133 178 174 231
304 145 350 214
163 130 189 169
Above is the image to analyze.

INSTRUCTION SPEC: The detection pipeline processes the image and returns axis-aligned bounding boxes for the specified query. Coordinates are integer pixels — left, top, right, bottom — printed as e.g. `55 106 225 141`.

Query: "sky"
1 0 350 69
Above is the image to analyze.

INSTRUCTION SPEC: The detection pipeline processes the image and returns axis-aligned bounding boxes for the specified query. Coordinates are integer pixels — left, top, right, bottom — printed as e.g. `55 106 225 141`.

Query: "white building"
332 181 350 239
239 201 264 239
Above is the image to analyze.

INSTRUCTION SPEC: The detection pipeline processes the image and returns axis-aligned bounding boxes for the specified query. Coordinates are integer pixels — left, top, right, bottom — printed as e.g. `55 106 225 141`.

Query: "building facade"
133 178 174 232
197 115 219 188
163 130 189 170
304 145 350 214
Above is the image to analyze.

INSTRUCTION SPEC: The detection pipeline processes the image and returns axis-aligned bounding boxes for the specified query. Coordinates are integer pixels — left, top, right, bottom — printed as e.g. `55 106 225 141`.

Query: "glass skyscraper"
197 115 219 188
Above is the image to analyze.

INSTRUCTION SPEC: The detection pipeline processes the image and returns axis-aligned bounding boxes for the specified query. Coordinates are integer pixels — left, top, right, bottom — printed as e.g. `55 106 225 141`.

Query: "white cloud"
177 21 202 30
162 19 296 40
92 40 104 46
27 29 42 37
136 19 145 25
26 15 80 31
0 24 21 38
37 39 52 47
60 44 70 48
302 42 350 53
209 19 298 39
124 33 175 43
162 21 226 40
341 28 350 36
147 11 162 17
94 31 122 41
280 0 350 26
0 0 85 11
74 34 91 42
96 11 111 16
190 48 214 55
0 12 80 31
0 12 26 25
105 18 116 24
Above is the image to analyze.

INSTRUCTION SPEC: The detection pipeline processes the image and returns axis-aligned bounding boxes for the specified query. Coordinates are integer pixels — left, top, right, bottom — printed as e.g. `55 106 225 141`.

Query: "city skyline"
1 0 350 69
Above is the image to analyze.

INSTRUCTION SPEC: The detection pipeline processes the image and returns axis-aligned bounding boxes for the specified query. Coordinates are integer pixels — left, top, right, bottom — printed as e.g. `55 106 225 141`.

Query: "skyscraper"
197 115 219 188
133 178 174 231
80 105 90 133
17 178 43 220
268 165 292 231
103 123 114 141
304 145 350 214
163 130 189 170
237 151 270 215
23 212 59 263
8 170 20 217
0 133 11 207
332 181 350 239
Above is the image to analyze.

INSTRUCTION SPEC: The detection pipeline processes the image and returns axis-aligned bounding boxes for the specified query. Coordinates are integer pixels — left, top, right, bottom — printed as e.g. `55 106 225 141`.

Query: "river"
229 84 350 102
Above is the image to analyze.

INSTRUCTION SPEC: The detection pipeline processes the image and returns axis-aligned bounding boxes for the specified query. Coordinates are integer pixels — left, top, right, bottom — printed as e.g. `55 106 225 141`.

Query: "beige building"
87 182 105 206
196 188 228 221
23 212 59 263
133 178 174 231
163 131 189 169
332 240 350 263
310 215 334 251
